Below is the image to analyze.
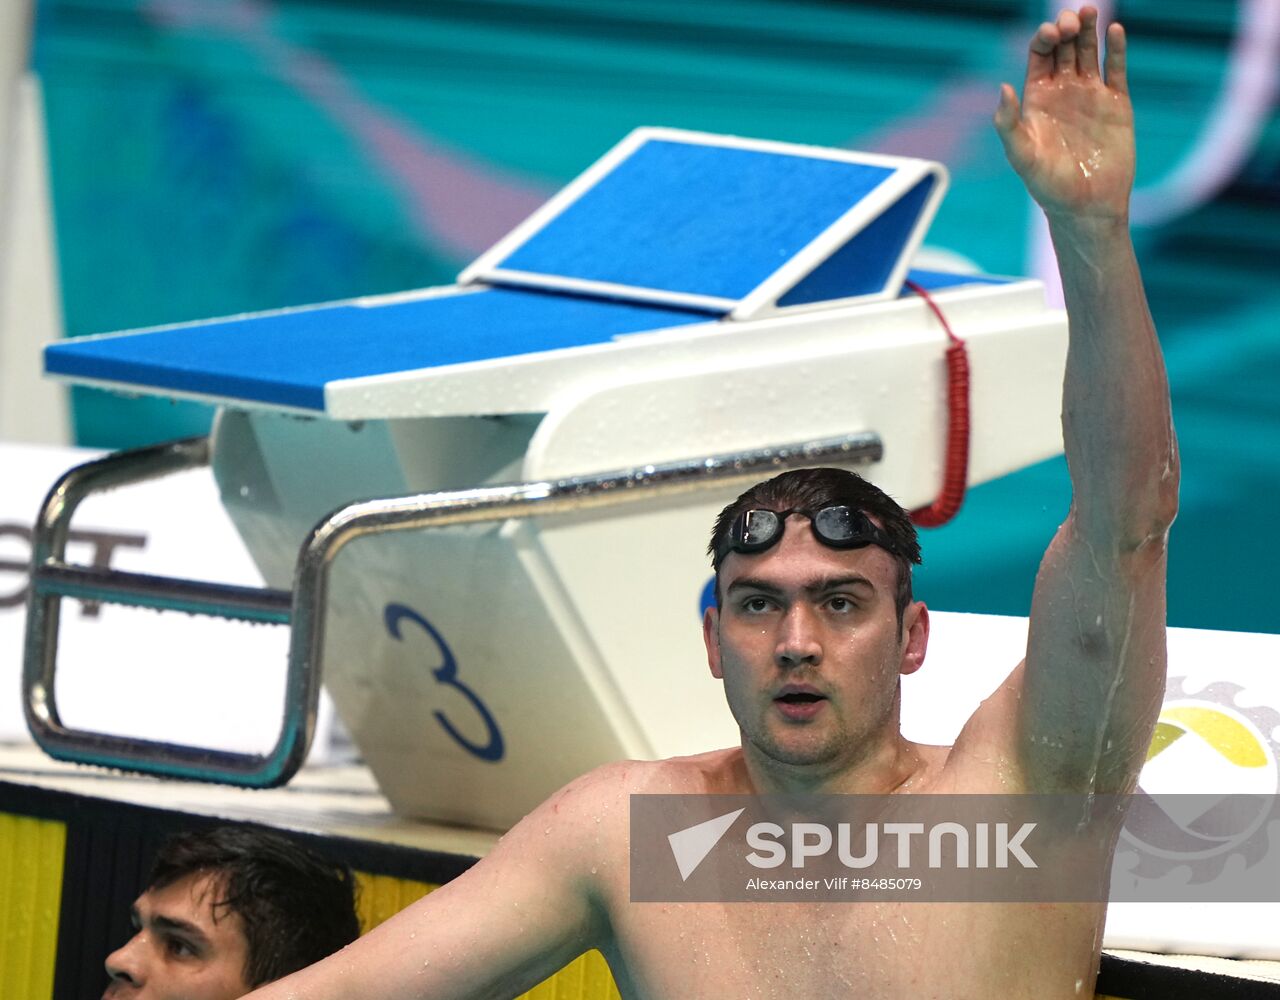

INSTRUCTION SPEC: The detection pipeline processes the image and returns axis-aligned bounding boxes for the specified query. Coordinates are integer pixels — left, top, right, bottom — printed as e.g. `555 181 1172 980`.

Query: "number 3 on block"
384 602 506 762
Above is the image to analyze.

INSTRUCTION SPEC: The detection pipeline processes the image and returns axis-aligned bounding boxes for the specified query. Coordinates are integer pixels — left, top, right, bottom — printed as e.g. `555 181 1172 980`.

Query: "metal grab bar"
22 436 296 785
36 564 291 623
24 430 882 787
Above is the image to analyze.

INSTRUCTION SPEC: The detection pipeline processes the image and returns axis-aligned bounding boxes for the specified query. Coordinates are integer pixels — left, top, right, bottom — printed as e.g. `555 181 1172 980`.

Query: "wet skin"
597 753 1108 1000
103 872 252 1000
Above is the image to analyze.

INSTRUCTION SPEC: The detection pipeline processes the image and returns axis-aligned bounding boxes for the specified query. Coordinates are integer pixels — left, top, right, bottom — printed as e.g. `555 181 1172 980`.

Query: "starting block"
29 128 1068 830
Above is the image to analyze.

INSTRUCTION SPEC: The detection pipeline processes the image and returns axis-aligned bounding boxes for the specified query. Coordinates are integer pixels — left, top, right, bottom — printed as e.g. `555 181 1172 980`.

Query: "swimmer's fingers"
1076 6 1102 80
1052 7 1082 76
1104 22 1129 95
993 82 1033 171
1026 21 1059 84
1000 8 1137 218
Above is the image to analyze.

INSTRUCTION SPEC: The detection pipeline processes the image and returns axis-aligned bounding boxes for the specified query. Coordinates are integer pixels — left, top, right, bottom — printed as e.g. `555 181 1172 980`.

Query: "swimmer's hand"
994 5 1134 224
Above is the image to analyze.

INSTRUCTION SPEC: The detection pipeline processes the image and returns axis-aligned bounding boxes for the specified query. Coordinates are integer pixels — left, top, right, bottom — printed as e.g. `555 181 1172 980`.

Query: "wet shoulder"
898 742 956 792
547 748 746 807
510 753 743 875
919 735 1029 794
634 747 749 794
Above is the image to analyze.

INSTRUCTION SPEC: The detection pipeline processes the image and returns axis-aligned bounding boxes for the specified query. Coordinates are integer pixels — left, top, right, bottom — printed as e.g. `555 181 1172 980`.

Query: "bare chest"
604 899 1104 1000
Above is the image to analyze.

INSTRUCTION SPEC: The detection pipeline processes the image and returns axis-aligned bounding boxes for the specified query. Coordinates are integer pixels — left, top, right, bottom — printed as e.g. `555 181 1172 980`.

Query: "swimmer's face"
103 872 252 1000
704 513 927 772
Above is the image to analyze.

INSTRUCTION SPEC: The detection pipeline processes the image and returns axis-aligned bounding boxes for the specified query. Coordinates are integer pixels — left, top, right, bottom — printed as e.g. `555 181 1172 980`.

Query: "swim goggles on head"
725 506 898 558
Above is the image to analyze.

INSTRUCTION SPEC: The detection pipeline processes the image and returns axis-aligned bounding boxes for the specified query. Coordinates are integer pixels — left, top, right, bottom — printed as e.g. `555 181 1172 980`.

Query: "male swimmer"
103 826 359 1000
246 7 1177 998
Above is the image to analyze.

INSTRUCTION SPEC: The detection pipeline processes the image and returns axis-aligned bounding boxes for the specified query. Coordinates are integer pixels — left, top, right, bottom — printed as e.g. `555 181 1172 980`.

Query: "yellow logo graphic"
1147 705 1269 769
1122 683 1280 880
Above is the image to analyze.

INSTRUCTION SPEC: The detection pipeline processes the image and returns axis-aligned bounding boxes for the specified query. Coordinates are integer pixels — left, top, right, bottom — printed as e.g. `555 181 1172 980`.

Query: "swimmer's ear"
899 602 929 676
704 605 723 679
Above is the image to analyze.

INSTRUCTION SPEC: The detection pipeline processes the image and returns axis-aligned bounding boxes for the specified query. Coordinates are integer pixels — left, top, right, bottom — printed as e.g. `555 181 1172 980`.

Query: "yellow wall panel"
520 950 621 1000
352 870 620 999
354 870 437 933
0 813 66 1000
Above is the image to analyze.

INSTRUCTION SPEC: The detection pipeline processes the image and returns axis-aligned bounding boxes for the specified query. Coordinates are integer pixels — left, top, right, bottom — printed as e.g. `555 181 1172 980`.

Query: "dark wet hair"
148 825 360 987
708 467 922 628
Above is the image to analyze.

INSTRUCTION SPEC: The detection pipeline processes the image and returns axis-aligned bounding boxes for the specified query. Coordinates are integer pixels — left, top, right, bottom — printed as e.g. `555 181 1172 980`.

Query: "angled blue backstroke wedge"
459 127 948 320
780 175 939 308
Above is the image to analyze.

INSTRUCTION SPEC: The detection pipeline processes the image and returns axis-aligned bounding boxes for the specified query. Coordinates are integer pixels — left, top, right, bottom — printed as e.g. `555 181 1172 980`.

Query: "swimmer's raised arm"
973 6 1178 794
241 764 624 1000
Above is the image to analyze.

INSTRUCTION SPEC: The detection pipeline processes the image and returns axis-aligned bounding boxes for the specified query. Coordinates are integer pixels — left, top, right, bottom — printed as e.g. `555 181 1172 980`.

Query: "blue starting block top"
44 128 997 419
44 288 715 412
44 270 1008 416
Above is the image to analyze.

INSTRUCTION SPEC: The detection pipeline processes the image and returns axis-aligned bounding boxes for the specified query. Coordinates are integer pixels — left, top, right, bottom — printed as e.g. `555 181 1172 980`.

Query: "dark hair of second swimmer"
708 467 922 631
148 825 361 987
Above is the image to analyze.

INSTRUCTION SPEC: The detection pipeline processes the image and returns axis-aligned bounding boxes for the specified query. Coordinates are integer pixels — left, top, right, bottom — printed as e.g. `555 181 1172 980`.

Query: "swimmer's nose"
775 603 822 669
104 932 145 994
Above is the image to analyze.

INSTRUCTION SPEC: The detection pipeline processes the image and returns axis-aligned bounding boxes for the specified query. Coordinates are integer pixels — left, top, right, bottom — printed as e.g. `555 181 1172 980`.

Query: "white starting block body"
41 128 1070 829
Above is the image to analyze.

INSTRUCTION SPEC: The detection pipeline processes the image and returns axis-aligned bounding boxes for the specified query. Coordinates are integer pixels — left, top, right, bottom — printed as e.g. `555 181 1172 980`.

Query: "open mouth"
776 692 825 705
774 690 827 718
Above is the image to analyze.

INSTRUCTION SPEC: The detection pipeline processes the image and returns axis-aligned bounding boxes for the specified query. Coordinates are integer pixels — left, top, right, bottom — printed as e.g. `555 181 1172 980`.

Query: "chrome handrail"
24 430 882 787
23 436 295 784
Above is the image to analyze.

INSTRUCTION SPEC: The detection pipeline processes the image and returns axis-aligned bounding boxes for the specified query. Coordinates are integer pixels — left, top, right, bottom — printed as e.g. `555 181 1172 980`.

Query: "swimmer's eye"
739 596 778 615
824 595 858 613
164 934 199 959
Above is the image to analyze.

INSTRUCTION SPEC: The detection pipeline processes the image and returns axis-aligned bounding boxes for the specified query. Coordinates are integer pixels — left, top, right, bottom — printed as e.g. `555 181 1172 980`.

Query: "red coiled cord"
904 279 970 528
